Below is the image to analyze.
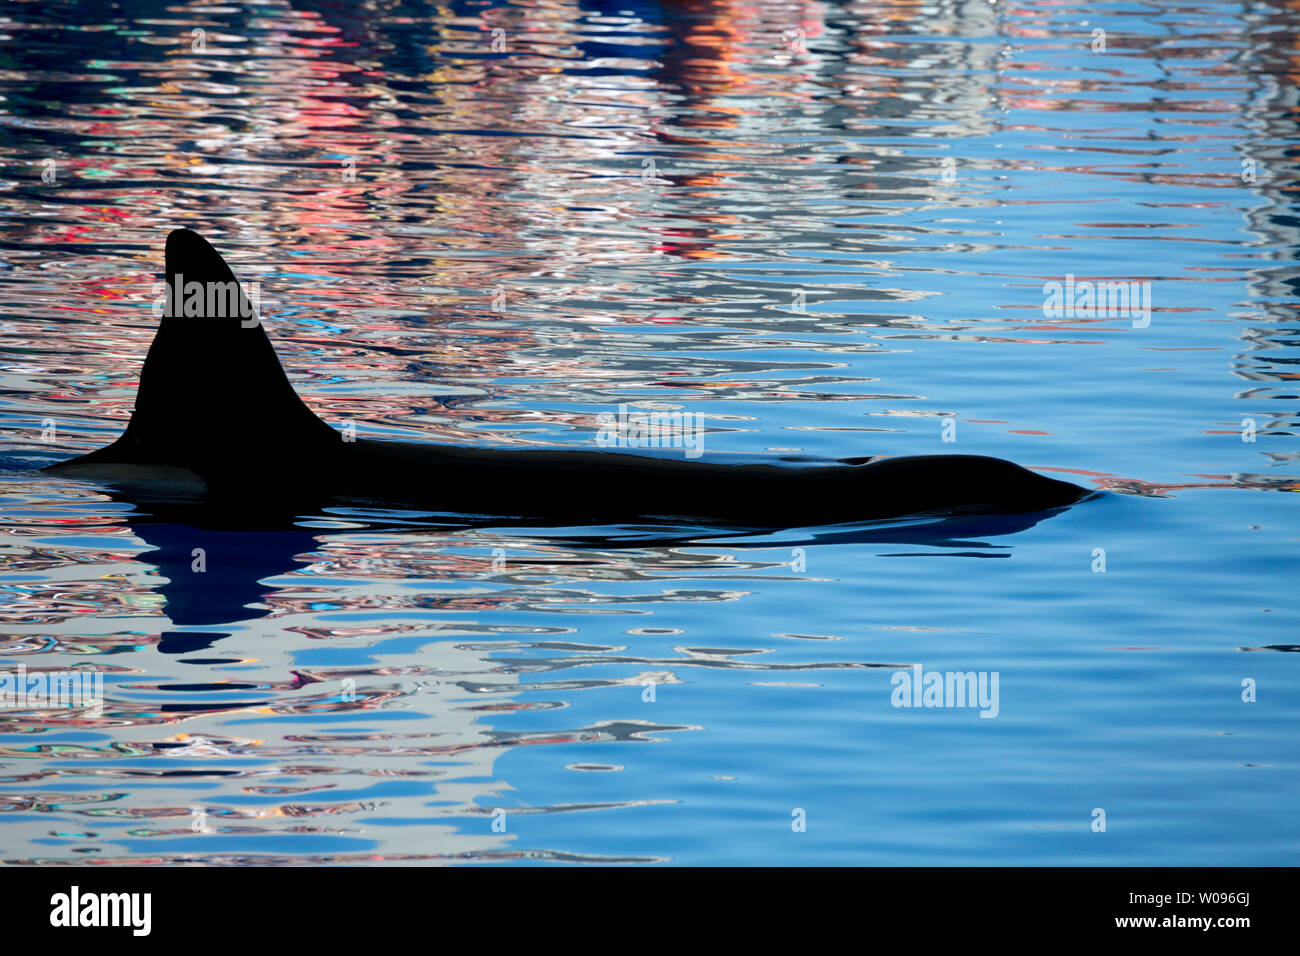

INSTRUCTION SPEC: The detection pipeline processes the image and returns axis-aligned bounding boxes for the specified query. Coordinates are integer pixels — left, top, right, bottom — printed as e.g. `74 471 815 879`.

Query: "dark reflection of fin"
97 486 1075 646
142 523 320 627
157 631 233 655
879 552 1011 559
116 502 322 630
537 506 1074 551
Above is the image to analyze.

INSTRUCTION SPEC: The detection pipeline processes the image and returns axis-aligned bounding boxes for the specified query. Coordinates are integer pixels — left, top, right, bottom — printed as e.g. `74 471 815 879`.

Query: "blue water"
0 0 1296 865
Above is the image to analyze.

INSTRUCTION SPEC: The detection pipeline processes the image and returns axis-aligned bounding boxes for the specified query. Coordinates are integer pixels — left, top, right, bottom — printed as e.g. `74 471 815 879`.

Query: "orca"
43 229 1090 527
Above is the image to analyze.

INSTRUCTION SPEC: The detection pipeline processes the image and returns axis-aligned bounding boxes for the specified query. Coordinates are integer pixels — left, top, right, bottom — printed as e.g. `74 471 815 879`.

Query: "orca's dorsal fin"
110 229 340 475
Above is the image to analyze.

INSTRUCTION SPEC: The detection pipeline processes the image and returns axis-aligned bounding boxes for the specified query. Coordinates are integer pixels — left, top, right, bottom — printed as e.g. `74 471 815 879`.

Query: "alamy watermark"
596 404 704 458
49 886 151 936
152 274 261 327
1 665 103 711
890 664 999 718
1042 274 1151 328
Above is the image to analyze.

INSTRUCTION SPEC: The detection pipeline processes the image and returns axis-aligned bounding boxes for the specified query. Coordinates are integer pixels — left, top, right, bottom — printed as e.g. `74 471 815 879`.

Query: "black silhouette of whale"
43 229 1089 527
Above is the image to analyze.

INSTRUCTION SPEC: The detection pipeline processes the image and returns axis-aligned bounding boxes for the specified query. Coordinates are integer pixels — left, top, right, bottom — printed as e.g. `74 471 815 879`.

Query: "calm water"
0 0 1296 866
